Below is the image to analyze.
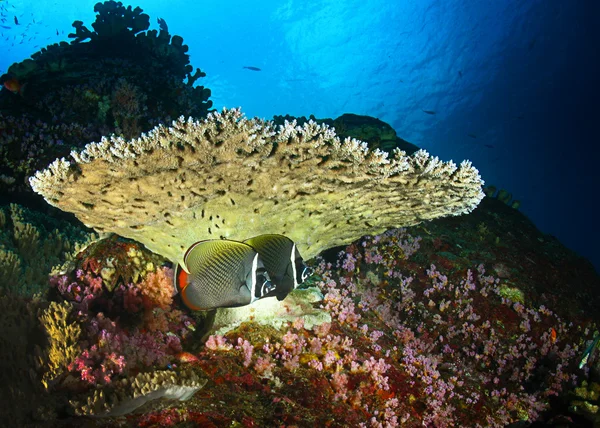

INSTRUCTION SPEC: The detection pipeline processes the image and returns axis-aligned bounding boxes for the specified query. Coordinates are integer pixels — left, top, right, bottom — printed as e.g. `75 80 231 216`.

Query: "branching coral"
39 301 82 388
30 108 484 265
0 296 50 423
570 380 600 425
0 203 92 297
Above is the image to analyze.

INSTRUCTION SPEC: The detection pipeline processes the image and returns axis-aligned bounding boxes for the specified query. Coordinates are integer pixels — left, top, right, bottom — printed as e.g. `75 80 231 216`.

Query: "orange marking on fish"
177 268 189 292
177 268 202 310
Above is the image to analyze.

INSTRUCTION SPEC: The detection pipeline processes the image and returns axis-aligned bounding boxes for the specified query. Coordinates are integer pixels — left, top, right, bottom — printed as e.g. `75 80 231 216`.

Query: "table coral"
30 108 484 265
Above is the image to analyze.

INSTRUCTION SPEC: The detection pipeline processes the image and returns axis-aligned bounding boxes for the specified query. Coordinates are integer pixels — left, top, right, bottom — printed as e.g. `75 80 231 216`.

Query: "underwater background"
2 0 598 272
2 1 600 427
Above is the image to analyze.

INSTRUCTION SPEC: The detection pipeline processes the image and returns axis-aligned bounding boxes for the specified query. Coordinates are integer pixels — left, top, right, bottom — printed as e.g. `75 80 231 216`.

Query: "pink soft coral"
119 267 175 313
139 267 174 310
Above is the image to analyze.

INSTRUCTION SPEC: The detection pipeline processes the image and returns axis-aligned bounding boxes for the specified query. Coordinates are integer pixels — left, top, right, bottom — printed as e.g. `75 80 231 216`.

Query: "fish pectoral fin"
239 283 251 296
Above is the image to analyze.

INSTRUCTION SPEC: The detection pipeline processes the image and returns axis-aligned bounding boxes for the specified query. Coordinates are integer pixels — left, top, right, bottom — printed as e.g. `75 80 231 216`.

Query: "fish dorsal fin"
245 234 293 274
182 239 212 268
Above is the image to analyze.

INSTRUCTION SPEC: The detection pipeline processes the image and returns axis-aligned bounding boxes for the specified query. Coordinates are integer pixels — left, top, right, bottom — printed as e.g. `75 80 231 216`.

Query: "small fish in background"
243 234 313 300
550 327 557 344
484 144 494 149
175 352 200 364
13 15 17 25
579 334 600 369
243 66 261 71
157 17 168 33
1 25 10 29
3 77 25 95
468 133 477 139
422 109 436 115
174 239 274 311
458 70 463 78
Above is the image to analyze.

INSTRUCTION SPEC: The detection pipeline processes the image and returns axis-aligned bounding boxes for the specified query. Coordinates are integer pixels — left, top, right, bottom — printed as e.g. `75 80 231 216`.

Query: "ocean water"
1 0 599 272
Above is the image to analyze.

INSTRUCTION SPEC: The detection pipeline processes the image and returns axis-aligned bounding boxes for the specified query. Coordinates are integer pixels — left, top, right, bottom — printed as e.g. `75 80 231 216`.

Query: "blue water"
2 0 599 271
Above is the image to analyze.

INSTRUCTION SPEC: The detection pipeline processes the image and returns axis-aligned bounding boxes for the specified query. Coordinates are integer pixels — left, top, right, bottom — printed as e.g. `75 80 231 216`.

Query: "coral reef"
0 1 212 195
30 108 484 265
152 205 597 427
0 3 598 426
0 189 598 426
0 203 92 297
47 238 196 381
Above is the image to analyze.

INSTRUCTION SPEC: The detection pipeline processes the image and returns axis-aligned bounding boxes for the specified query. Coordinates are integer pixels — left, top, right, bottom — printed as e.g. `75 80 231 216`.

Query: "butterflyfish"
243 234 313 301
174 239 274 311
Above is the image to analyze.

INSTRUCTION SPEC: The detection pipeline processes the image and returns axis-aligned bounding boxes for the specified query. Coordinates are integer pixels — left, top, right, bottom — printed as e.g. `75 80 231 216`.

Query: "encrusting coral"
30 108 484 265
